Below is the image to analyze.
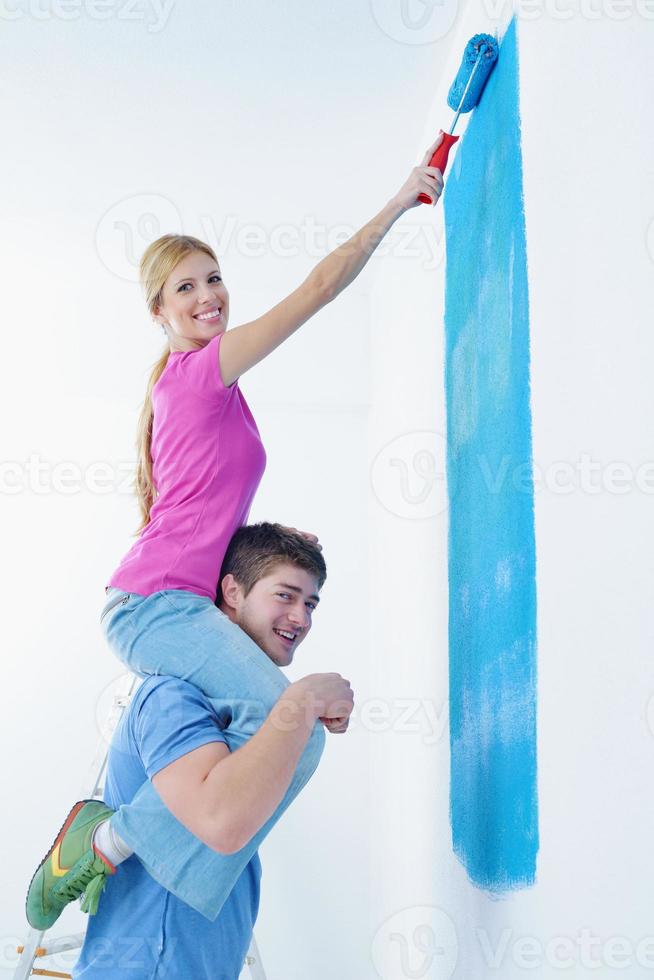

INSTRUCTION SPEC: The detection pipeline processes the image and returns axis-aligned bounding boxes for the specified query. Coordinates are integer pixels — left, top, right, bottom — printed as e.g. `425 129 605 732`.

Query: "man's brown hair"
217 522 326 604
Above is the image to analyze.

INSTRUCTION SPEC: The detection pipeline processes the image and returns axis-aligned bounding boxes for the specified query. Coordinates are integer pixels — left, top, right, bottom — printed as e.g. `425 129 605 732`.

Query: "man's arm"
152 685 317 855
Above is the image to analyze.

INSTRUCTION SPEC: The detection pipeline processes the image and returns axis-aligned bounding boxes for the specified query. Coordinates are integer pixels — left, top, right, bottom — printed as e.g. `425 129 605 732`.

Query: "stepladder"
13 672 268 980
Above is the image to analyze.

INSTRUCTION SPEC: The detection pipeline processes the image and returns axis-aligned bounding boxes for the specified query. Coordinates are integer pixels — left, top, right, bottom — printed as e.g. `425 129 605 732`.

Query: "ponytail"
132 346 170 535
132 233 219 534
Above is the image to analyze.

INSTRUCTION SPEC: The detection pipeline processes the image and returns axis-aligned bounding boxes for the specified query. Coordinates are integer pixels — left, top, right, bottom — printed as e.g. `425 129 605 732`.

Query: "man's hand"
320 714 350 734
289 672 354 735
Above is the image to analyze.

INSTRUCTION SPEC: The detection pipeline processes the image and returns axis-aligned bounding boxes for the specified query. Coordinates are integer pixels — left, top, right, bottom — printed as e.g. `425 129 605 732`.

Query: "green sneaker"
26 799 117 930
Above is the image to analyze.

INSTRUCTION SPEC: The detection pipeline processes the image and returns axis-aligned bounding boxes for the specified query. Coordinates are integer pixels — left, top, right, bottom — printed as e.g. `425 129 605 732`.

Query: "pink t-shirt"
107 331 266 602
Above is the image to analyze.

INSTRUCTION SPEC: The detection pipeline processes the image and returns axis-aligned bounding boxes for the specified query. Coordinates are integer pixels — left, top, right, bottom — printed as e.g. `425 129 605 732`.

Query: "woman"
26 134 445 928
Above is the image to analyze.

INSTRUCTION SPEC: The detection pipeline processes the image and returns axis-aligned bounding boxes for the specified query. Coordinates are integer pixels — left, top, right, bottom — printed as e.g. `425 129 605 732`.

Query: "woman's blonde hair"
133 233 219 535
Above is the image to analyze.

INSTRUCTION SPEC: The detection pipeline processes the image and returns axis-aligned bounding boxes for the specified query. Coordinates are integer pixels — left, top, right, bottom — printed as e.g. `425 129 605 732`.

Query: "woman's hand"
280 525 323 552
390 131 445 211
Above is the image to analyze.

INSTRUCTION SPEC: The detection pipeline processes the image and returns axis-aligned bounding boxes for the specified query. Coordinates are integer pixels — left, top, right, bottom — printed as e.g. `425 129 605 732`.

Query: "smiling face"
153 249 230 352
219 561 321 668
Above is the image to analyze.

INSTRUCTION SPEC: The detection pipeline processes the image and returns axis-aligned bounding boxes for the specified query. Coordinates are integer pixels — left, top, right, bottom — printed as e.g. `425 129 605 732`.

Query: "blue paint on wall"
443 16 538 890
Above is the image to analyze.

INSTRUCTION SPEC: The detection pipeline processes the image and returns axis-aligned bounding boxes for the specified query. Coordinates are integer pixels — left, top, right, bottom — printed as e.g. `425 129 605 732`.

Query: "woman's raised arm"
219 274 333 387
219 135 444 386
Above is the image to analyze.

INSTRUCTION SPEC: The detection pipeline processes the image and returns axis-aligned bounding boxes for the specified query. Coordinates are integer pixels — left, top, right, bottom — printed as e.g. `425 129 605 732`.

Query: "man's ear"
220 573 243 612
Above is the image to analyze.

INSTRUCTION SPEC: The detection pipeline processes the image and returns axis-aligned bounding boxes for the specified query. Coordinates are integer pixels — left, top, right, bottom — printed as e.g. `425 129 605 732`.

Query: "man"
33 524 354 979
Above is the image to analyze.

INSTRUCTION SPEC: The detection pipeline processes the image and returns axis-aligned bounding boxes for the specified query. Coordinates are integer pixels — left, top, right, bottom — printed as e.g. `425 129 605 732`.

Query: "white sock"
92 818 134 866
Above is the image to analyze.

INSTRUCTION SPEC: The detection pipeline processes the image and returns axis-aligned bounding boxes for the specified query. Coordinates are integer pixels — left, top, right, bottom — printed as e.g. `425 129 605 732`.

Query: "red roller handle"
417 132 460 204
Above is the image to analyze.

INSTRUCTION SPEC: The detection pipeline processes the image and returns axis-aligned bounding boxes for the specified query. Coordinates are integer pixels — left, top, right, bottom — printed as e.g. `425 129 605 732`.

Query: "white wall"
519 10 654 978
367 5 654 979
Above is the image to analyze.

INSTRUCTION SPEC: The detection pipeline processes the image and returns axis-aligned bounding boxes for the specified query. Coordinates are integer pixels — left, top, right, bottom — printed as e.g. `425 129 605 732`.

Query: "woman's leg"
100 587 325 921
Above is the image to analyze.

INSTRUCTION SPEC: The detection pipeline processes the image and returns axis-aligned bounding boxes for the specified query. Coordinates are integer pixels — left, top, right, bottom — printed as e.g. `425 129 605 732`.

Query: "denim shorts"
100 586 325 921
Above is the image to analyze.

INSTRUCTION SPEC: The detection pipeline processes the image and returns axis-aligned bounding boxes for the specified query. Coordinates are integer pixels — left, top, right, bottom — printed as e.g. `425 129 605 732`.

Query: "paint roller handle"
418 132 460 204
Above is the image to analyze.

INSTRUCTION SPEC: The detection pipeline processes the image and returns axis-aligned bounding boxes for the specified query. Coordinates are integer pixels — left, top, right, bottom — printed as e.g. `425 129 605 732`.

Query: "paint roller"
419 33 499 205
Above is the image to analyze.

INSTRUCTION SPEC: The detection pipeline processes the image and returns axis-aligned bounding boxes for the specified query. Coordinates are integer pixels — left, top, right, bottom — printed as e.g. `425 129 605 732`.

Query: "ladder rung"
28 970 71 978
16 934 85 957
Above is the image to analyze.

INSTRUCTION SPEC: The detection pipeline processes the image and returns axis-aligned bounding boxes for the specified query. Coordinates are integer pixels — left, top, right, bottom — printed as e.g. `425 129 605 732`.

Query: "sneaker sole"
25 799 97 929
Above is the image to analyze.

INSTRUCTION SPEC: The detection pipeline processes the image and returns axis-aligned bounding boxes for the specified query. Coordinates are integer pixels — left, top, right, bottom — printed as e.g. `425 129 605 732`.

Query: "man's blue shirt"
73 675 261 979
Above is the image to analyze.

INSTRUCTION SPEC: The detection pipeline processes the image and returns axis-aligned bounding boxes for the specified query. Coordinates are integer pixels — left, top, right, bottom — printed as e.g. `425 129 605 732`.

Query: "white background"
1 0 653 978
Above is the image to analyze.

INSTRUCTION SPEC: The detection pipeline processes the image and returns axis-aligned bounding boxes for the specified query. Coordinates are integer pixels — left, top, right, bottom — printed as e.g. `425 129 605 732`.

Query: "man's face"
220 561 321 668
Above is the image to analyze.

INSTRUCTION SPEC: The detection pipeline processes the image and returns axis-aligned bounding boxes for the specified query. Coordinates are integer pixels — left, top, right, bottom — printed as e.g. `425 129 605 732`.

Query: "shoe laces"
80 871 109 915
55 852 110 915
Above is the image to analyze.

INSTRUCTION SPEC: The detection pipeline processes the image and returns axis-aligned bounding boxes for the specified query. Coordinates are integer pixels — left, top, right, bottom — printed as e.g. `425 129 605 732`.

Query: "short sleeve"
173 331 235 400
131 676 229 780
